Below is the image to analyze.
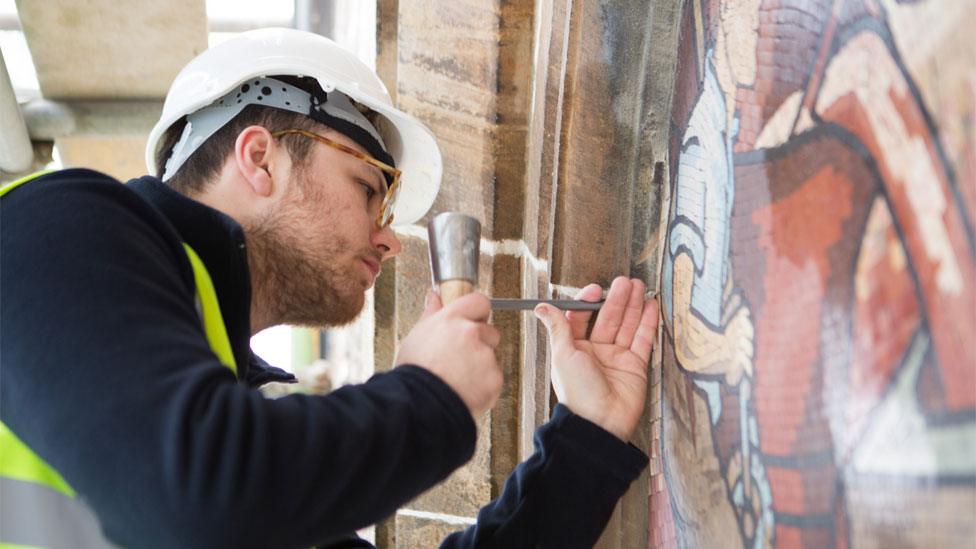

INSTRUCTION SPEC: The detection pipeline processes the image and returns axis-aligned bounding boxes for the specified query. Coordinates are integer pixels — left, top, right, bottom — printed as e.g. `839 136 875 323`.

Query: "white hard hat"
146 27 442 226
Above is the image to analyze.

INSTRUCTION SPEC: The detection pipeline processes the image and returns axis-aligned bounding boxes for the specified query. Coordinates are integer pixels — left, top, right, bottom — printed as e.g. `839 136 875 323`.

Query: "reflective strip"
182 243 238 376
0 477 119 549
0 423 73 497
0 171 53 197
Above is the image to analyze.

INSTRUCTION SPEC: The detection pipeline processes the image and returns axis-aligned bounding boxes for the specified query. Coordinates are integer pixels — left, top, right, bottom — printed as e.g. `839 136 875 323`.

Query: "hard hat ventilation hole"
262 86 272 96
285 101 291 106
241 84 250 93
257 96 263 101
254 80 260 85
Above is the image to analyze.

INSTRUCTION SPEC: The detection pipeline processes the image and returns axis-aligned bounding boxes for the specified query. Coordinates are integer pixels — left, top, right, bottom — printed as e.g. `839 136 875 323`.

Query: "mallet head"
427 212 481 304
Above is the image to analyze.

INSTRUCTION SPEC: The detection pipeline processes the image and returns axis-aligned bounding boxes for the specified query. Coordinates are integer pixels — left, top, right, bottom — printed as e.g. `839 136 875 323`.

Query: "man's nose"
373 223 402 261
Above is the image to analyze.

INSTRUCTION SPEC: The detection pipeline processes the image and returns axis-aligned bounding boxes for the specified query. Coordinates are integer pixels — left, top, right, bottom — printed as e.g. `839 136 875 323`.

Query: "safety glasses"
272 128 402 228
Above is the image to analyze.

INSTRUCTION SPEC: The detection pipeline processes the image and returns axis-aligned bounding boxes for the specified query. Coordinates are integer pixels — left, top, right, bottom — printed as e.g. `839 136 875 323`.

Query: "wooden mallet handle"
439 279 475 305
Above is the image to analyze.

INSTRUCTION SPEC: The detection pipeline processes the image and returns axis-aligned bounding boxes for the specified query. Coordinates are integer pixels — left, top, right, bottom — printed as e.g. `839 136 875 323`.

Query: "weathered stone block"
394 512 469 548
404 412 492 517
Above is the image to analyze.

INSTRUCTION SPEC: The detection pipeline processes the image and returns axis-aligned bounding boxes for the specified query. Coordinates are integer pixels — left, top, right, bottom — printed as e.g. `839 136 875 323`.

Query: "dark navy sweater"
1 169 648 548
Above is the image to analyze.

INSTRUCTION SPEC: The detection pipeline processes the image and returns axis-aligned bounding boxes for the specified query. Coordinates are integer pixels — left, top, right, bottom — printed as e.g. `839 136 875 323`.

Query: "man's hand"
396 291 503 421
535 277 660 442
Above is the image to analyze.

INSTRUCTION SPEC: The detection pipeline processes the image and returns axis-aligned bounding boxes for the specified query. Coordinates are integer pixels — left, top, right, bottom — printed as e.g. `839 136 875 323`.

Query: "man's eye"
359 182 376 200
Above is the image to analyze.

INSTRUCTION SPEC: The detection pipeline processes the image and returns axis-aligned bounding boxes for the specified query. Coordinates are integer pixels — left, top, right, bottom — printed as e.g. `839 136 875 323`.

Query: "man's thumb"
534 304 572 348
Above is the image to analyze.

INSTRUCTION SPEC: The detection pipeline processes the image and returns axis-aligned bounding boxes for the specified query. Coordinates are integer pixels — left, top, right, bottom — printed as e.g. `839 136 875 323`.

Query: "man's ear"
234 126 277 197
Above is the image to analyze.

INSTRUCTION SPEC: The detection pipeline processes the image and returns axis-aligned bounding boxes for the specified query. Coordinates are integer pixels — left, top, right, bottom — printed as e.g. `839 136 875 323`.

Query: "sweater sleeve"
440 404 649 549
0 172 476 549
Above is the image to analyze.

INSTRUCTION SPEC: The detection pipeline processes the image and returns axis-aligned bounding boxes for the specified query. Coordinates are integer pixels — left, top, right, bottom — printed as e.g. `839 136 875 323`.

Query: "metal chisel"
490 299 604 311
491 290 657 311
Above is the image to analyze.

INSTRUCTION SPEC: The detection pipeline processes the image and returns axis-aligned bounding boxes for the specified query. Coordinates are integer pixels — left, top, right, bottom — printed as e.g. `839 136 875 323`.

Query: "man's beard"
244 188 369 329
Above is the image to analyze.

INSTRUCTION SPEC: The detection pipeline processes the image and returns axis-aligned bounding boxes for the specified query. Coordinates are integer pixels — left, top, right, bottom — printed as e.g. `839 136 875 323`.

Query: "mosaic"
654 0 976 547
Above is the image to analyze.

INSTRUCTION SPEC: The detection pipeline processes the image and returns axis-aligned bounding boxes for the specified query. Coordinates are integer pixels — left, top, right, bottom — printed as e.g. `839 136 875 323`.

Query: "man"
1 28 659 548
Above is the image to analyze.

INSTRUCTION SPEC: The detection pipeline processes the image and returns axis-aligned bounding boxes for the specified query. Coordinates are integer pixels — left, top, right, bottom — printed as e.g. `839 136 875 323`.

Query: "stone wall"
373 0 975 547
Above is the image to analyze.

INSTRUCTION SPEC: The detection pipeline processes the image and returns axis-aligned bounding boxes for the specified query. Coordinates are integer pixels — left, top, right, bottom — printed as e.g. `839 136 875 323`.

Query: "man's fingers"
614 278 646 348
590 276 632 344
567 283 602 340
630 298 660 363
420 290 443 320
535 304 574 352
447 291 492 322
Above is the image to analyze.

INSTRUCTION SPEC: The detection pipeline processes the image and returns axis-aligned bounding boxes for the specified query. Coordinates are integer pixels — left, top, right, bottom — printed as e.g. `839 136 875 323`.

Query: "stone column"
373 0 537 545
